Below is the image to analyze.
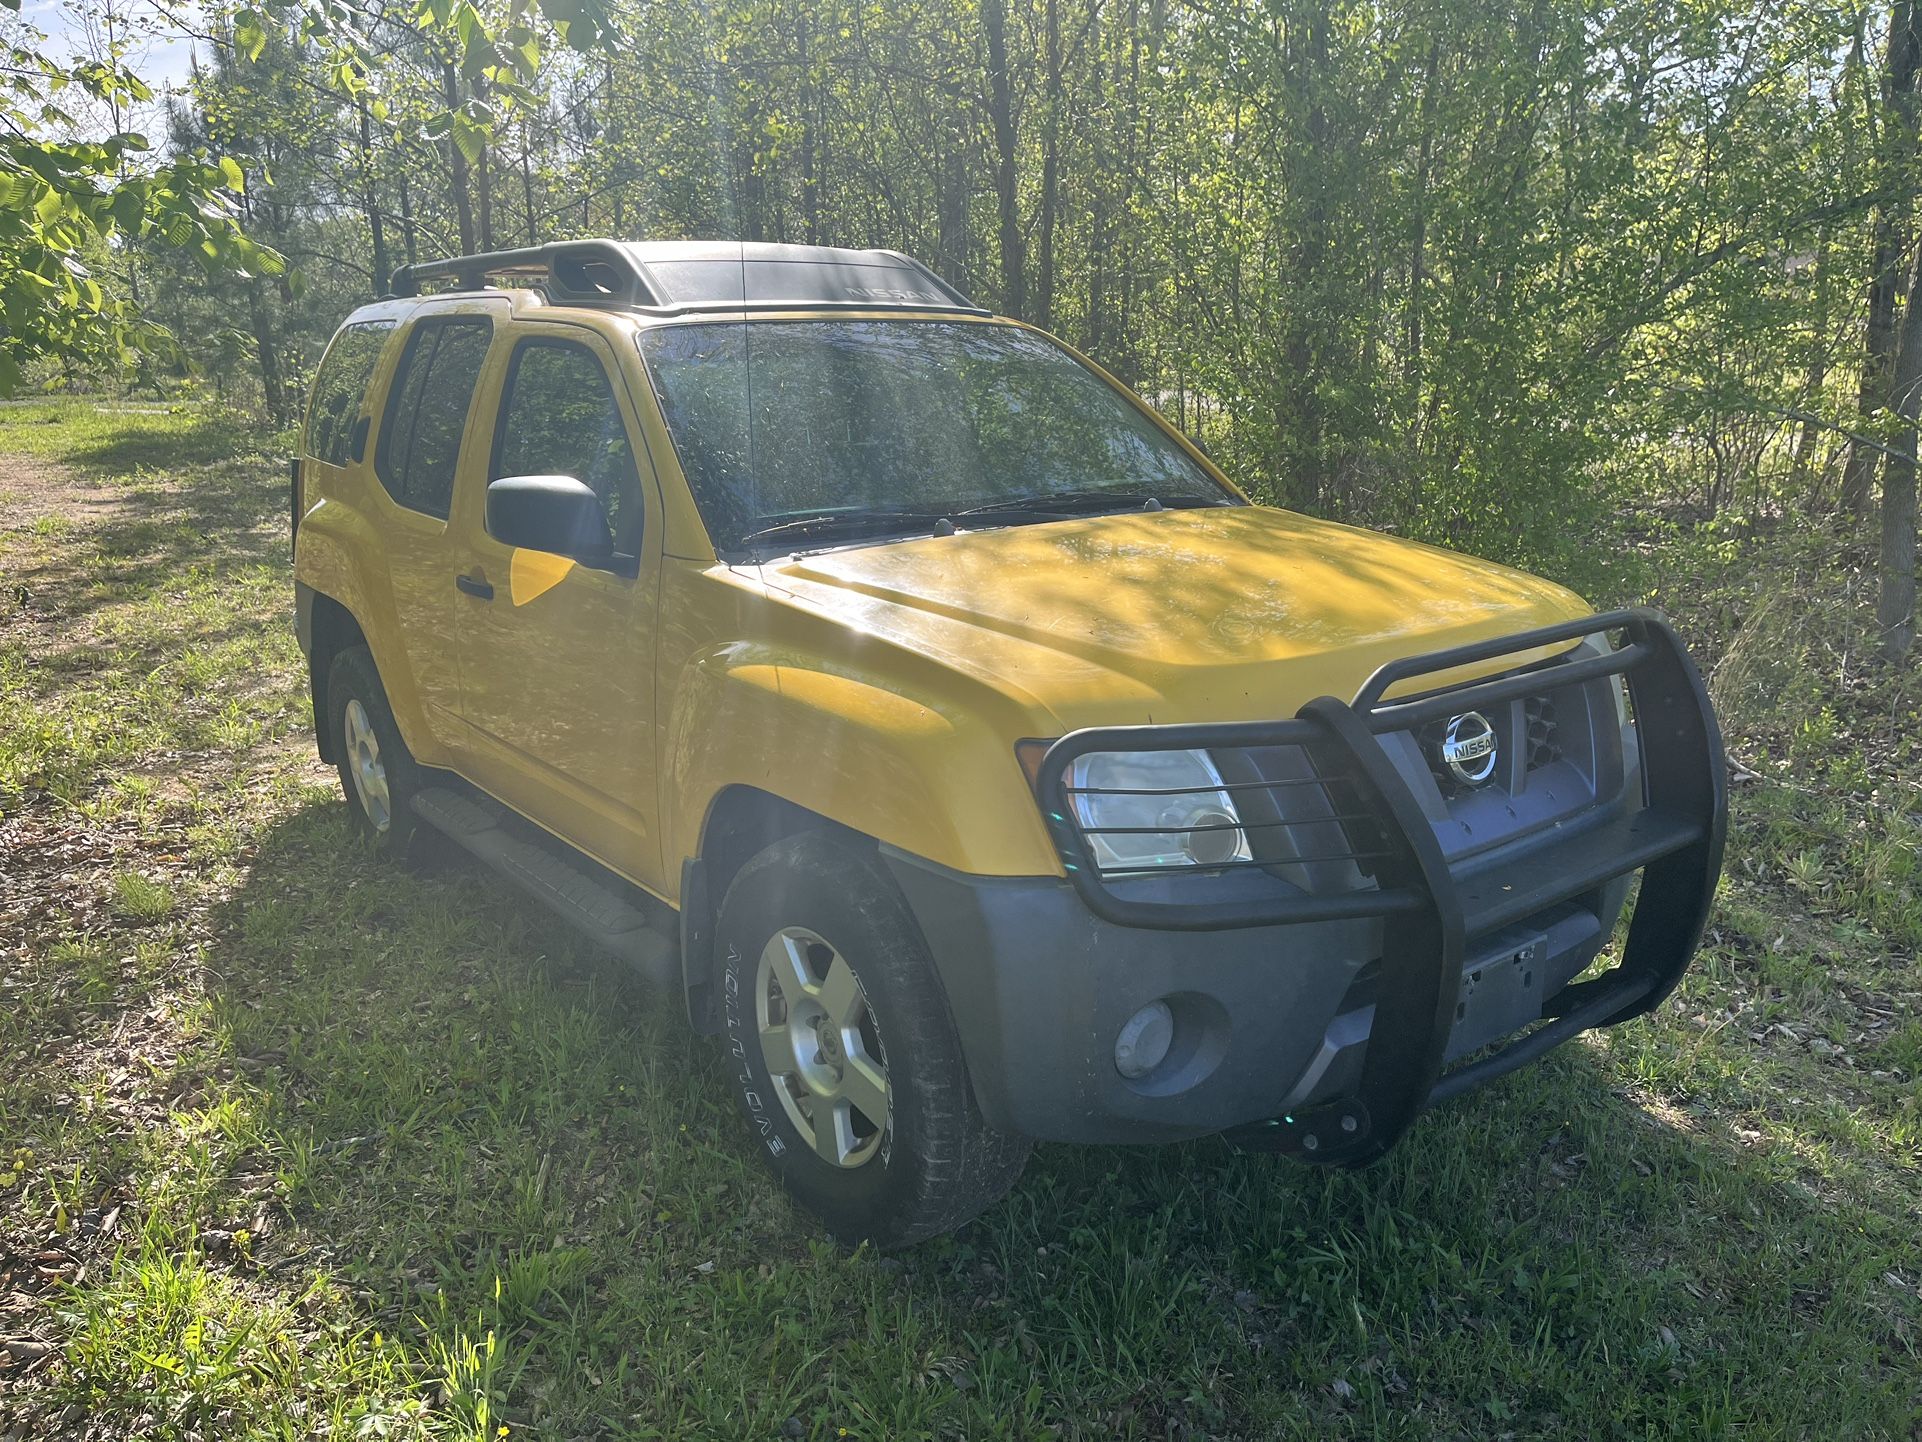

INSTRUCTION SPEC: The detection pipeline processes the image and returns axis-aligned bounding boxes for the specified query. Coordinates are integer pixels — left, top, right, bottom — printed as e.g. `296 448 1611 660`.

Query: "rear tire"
326 647 423 858
716 832 1030 1248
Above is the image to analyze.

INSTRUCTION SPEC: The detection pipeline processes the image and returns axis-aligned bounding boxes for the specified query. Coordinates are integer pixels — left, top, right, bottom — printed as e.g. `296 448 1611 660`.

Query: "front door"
447 323 665 891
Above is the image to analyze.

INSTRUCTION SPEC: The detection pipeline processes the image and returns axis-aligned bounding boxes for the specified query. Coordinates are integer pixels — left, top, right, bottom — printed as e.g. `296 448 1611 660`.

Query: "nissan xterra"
292 240 1726 1247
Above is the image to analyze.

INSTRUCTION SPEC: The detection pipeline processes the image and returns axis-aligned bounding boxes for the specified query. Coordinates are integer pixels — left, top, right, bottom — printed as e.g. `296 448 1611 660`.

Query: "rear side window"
493 339 643 556
304 321 393 466
375 317 493 519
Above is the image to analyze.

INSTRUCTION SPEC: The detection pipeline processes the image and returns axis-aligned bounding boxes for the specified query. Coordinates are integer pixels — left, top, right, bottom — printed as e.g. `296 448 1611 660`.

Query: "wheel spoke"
343 699 392 832
840 1051 889 1130
817 955 864 1028
766 932 820 1000
759 1023 795 1079
811 1097 855 1164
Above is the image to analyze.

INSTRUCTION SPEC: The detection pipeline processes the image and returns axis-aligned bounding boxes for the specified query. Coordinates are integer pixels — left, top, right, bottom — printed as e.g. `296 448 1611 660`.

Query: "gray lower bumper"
883 846 1625 1145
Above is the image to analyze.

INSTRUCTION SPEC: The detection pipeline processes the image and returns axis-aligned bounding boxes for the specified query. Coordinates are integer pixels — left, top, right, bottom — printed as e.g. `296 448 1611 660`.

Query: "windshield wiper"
733 509 946 551
950 489 1227 520
734 490 1231 554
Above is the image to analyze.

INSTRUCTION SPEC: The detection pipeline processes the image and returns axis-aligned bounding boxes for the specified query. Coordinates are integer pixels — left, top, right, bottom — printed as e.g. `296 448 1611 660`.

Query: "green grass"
1 401 1917 1438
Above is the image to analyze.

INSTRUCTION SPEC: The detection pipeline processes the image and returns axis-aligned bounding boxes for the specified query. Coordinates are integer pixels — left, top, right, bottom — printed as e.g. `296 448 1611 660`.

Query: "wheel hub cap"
755 926 888 1168
343 698 391 833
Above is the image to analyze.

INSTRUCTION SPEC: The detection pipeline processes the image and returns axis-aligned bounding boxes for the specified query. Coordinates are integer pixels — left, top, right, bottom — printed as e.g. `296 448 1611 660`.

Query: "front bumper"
885 609 1726 1161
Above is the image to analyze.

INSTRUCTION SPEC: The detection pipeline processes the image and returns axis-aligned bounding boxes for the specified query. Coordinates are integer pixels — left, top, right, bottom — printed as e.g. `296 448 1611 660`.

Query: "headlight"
1065 748 1252 872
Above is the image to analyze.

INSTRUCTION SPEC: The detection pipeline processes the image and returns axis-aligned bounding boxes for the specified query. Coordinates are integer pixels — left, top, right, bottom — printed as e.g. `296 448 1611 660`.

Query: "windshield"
638 319 1237 553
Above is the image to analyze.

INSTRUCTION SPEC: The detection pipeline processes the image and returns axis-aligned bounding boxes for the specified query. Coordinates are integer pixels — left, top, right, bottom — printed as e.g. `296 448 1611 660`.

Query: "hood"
759 506 1592 729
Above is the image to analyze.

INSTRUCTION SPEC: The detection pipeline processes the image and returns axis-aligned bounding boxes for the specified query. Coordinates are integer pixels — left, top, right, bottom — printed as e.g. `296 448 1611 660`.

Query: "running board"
412 786 677 985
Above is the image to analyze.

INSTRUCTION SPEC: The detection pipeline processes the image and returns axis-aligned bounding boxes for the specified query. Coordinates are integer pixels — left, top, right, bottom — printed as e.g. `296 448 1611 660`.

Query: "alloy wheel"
755 926 890 1167
343 697 392 833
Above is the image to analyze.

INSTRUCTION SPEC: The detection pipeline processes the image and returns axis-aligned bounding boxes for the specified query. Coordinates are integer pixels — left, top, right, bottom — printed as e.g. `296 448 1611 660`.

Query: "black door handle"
454 573 494 600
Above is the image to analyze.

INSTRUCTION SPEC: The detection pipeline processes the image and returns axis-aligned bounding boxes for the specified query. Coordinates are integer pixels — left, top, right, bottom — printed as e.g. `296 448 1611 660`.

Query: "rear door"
365 303 501 758
446 321 666 890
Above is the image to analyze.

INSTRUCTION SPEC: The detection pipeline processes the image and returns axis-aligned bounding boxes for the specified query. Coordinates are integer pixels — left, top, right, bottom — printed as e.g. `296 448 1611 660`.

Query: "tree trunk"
1791 232 1833 497
1085 7 1113 359
1844 0 1922 515
1406 40 1441 418
398 166 419 267
799 3 819 246
357 99 389 298
521 131 538 246
441 61 477 254
1279 0 1333 512
982 0 1025 319
1035 0 1062 332
937 134 971 292
1883 248 1922 660
245 279 285 425
476 87 495 252
1791 354 1829 493
1111 0 1151 381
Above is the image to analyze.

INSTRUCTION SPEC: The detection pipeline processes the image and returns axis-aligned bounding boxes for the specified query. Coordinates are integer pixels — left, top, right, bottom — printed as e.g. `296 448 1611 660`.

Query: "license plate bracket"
1443 933 1549 1064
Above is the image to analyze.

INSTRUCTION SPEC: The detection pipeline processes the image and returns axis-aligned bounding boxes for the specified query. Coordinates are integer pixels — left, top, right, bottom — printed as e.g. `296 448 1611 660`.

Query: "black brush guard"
1033 608 1726 1166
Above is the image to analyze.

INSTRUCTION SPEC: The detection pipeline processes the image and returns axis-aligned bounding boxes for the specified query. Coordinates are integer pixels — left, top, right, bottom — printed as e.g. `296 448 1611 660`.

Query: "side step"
413 786 677 986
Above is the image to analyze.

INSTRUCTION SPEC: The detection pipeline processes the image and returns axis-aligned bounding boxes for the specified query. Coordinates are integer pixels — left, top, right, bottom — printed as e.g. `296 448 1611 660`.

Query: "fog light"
1114 1000 1175 1079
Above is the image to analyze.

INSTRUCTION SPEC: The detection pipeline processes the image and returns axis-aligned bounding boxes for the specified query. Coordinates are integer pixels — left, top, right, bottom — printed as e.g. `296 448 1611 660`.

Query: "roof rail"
388 239 989 316
389 240 655 306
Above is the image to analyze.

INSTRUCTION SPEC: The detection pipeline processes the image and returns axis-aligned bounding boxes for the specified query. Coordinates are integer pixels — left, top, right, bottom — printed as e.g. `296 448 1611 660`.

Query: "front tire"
326 647 423 857
717 832 1030 1248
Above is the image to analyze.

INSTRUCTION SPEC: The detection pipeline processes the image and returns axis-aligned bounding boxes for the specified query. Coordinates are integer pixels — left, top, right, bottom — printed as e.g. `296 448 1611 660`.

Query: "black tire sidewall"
716 833 963 1245
327 647 419 855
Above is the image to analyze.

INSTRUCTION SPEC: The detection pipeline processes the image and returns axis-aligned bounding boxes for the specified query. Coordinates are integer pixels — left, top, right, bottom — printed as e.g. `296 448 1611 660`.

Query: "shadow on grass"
63 410 279 479
151 795 1922 1439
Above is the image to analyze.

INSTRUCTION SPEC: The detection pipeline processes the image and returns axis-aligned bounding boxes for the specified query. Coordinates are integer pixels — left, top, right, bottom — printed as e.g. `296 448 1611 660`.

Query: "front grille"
1415 715 1462 795
1524 695 1562 770
1412 693 1566 797
1033 608 1677 933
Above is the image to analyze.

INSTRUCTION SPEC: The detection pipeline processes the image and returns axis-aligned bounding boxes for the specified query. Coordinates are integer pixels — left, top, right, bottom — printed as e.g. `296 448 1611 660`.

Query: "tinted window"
305 321 392 466
494 340 643 555
375 317 493 518
638 320 1230 551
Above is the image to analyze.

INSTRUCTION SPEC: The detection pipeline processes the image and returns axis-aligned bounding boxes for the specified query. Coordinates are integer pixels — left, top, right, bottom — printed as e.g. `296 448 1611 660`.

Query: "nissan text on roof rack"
291 239 1727 1247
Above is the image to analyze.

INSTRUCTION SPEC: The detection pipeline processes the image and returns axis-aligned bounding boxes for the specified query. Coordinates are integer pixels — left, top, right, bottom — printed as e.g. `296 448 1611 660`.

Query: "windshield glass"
638 319 1237 552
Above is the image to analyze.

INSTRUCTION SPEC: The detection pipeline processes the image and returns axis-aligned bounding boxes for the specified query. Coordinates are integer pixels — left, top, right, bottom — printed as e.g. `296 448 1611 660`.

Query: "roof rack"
389 240 656 305
388 239 989 317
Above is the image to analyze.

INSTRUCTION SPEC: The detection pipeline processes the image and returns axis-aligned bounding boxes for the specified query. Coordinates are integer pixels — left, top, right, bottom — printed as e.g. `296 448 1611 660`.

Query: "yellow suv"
293 240 1726 1246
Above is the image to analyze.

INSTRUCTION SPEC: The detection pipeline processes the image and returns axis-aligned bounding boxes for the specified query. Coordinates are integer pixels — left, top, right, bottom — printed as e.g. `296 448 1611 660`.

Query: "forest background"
10 0 1922 657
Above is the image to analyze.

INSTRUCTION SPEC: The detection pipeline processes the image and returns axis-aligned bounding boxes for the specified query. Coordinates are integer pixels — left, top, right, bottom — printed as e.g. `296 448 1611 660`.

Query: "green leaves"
537 0 618 52
233 8 270 61
422 105 491 165
0 71 283 394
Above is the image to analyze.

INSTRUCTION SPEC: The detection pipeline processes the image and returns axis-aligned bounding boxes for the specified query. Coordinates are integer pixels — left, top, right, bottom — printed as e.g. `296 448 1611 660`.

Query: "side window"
304 321 393 466
492 339 643 556
374 317 493 519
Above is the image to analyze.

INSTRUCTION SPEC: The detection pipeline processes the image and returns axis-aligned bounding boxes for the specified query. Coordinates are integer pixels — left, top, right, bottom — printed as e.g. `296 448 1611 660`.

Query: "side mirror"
486 474 614 566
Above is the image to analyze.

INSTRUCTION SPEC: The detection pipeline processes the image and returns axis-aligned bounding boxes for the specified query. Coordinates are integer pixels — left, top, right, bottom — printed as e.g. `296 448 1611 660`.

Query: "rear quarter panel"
295 490 453 765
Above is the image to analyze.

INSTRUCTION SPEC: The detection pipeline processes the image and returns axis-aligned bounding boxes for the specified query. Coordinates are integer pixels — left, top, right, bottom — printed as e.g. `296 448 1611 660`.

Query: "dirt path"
0 453 137 525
